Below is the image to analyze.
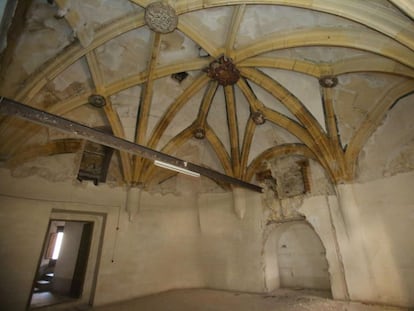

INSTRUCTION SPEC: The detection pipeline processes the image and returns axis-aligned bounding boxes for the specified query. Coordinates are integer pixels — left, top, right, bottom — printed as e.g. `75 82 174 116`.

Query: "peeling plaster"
184 6 232 48
59 0 138 30
357 94 414 182
334 74 406 147
0 2 72 95
11 153 78 182
261 156 334 223
96 28 151 84
263 47 367 63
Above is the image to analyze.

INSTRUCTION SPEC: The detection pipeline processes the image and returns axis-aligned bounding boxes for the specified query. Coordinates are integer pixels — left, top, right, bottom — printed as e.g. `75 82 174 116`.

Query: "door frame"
28 209 106 308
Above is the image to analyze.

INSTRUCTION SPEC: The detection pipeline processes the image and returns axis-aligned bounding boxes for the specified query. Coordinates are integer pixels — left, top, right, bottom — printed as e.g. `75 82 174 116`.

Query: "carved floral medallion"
204 56 240 86
145 2 178 34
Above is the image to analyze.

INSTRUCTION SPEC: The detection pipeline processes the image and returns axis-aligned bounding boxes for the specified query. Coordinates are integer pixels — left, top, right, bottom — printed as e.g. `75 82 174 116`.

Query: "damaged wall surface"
1 168 414 309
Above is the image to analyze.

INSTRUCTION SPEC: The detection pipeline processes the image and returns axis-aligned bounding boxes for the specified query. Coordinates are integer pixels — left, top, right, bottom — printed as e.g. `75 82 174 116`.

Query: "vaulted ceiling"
0 0 413 192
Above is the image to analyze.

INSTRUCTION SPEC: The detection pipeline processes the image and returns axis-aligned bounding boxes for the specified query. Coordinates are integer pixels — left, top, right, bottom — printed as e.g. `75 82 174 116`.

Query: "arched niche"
263 220 331 294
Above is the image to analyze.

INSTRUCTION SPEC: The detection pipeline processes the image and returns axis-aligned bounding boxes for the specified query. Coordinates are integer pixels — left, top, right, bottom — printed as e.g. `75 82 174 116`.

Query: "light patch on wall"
61 0 138 29
183 6 232 47
16 2 72 75
51 231 64 260
11 153 78 182
52 58 91 93
95 28 151 84
357 93 414 182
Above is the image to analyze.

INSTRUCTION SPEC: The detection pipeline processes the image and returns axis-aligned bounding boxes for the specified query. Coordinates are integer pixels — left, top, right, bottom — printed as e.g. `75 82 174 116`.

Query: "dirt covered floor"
53 288 409 311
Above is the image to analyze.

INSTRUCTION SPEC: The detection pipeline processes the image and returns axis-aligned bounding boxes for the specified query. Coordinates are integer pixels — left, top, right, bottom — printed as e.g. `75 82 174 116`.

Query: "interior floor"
30 291 75 309
47 289 406 311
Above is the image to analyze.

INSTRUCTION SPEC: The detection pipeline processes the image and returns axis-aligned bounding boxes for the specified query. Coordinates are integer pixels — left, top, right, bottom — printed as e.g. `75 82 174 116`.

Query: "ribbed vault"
0 0 414 191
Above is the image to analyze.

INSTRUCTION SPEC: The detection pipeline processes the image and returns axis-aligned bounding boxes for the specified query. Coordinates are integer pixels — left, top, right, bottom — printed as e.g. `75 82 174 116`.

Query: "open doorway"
29 220 93 308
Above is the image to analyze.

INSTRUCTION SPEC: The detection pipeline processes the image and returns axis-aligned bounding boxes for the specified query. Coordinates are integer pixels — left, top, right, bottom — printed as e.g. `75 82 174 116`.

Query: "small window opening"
51 231 64 260
46 226 64 260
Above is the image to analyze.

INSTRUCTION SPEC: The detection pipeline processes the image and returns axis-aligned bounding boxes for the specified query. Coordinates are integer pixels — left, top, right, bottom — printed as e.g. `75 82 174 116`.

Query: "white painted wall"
96 191 204 304
198 191 265 292
350 172 414 306
299 171 414 307
0 196 50 310
0 169 206 307
296 196 349 300
0 169 268 309
1 168 414 309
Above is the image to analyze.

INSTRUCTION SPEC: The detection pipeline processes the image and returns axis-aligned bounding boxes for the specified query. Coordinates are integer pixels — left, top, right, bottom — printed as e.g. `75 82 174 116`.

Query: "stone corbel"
126 185 143 221
232 187 246 219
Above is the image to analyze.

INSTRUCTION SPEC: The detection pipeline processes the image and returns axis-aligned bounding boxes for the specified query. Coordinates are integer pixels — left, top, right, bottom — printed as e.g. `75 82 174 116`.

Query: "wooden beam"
0 97 263 193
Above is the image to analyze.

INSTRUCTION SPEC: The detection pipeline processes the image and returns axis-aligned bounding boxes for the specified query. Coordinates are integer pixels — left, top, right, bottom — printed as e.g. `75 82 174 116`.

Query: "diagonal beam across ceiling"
0 97 263 193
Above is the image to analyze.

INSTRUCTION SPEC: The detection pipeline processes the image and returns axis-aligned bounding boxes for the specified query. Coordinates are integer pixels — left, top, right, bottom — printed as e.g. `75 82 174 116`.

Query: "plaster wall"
0 169 266 309
0 170 206 308
349 171 414 307
277 222 330 290
0 196 51 310
52 221 84 295
298 171 414 307
198 191 265 293
96 191 204 305
1 167 413 309
357 93 414 182
296 196 349 300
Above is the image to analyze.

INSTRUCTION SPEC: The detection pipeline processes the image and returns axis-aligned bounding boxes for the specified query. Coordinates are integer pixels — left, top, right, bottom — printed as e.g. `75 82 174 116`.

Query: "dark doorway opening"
29 220 93 309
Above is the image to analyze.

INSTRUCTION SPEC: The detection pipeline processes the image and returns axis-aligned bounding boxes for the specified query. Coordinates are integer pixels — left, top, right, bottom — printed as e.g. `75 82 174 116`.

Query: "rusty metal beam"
0 97 263 193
